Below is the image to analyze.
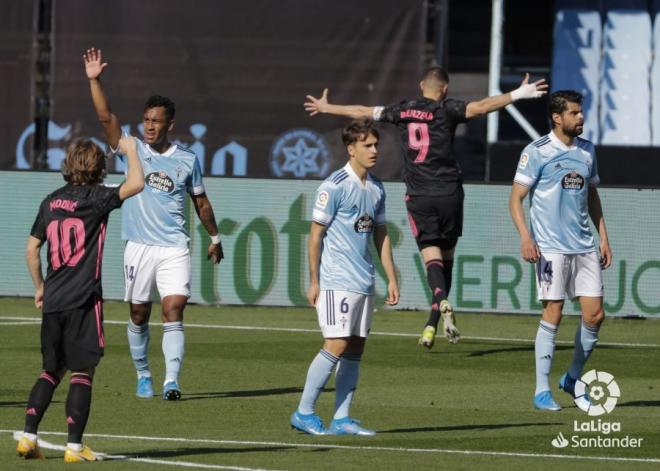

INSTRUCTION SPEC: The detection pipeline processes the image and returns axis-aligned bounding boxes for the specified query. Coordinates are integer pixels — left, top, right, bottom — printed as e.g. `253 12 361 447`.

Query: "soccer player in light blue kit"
84 48 224 400
510 90 612 411
290 119 399 435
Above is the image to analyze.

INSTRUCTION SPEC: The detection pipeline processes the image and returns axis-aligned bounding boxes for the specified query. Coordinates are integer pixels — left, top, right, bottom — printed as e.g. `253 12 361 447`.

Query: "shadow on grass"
105 445 295 460
379 422 563 434
467 345 578 357
0 400 62 408
180 386 327 401
616 400 660 408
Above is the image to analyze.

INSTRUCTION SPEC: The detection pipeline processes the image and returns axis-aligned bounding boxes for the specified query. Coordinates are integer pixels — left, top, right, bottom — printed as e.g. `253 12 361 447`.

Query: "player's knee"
323 338 349 357
129 303 151 325
161 304 184 322
161 296 187 322
584 307 605 326
71 369 94 380
346 336 366 354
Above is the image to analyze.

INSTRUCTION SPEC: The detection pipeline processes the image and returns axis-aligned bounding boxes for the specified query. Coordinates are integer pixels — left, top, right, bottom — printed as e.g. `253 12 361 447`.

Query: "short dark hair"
548 90 583 119
62 139 106 185
342 119 379 146
144 95 176 121
422 67 449 84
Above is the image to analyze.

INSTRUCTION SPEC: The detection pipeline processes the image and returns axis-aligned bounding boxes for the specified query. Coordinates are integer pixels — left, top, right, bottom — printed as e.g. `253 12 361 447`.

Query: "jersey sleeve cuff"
513 172 535 187
192 185 205 196
372 106 384 121
588 176 600 186
312 209 332 225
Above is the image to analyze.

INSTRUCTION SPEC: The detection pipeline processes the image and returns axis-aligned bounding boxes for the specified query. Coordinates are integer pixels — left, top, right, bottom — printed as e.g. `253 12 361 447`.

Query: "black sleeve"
443 98 468 125
379 101 408 124
29 200 47 240
94 185 123 215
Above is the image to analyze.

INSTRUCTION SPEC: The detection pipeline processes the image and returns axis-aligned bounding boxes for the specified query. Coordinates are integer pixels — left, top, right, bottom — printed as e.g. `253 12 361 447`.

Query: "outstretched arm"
465 73 548 119
373 224 400 305
587 185 612 269
84 47 122 148
192 194 223 264
509 182 540 263
304 88 375 119
117 135 144 200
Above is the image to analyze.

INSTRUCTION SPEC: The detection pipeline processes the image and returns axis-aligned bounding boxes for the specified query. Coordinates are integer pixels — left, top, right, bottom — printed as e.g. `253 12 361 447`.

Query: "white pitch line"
3 429 659 465
1 316 658 348
0 321 40 326
9 431 282 471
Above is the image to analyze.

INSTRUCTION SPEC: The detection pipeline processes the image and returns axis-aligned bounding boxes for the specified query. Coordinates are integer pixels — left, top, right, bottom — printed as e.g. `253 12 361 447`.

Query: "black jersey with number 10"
379 97 468 196
30 184 123 313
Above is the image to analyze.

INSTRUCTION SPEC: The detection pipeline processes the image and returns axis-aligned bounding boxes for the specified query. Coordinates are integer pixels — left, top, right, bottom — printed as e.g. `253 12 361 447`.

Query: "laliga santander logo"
575 370 620 416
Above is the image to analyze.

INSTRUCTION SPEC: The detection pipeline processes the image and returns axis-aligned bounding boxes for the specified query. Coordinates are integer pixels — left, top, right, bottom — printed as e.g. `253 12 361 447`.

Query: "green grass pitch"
1 297 658 470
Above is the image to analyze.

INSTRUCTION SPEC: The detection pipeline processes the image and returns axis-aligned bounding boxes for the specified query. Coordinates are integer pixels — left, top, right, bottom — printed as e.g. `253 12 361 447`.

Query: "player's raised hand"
385 281 400 306
118 135 136 155
83 47 108 80
304 88 329 116
511 73 548 101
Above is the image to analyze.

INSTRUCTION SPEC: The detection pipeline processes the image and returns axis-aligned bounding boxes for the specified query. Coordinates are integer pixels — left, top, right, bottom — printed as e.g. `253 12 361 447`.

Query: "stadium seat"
652 7 660 145
600 9 653 145
551 8 602 142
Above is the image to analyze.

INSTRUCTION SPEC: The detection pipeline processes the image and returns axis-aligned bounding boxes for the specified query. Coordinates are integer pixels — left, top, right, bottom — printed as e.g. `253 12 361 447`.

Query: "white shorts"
123 241 191 303
316 290 374 338
536 251 603 301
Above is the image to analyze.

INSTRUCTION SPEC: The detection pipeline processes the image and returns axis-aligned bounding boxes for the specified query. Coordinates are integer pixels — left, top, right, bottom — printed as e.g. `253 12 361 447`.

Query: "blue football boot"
136 376 153 398
290 411 326 435
533 390 561 411
328 417 376 436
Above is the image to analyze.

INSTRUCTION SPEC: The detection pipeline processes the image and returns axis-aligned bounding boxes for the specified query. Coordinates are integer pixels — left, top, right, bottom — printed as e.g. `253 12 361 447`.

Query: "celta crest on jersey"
562 172 585 190
145 170 175 193
354 214 374 233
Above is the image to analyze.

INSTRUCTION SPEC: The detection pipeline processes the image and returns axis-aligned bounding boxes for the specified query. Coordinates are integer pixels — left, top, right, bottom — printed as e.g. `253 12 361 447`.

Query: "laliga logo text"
550 370 644 449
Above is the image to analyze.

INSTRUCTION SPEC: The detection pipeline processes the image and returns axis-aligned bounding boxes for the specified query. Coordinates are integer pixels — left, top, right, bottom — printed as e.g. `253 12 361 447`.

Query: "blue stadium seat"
652 6 660 145
600 9 652 145
551 8 602 142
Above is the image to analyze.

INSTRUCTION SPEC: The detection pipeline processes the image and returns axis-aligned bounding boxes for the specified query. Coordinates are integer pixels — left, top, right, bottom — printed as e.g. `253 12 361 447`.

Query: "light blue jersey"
312 163 386 295
118 139 204 247
514 131 599 254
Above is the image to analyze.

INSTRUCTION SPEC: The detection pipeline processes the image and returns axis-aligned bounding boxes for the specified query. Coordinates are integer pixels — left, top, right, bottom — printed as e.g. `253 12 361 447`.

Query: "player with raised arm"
17 136 143 462
305 68 547 349
509 90 612 411
83 47 223 401
290 119 399 436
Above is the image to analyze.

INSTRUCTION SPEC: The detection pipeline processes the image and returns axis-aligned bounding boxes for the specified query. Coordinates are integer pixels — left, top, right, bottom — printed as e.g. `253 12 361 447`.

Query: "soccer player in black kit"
17 136 143 462
305 68 547 348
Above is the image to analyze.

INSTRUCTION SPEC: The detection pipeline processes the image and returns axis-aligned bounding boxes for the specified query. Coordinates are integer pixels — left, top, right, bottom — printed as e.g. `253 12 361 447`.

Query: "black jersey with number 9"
377 97 468 196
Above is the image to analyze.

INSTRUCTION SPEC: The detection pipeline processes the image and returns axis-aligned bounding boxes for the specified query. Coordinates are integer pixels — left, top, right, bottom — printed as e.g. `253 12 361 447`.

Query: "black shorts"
405 186 464 250
41 296 105 371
